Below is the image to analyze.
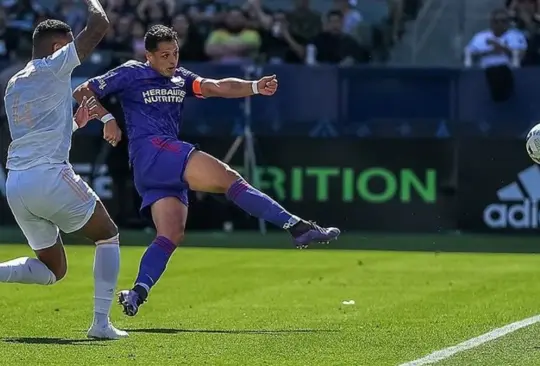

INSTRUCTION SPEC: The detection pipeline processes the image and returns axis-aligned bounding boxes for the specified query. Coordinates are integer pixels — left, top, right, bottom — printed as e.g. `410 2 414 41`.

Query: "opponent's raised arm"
198 75 278 98
74 0 109 62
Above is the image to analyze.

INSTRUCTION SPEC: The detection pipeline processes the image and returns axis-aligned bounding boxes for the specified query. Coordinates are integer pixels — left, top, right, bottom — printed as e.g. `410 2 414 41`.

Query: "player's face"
52 32 74 53
146 40 179 78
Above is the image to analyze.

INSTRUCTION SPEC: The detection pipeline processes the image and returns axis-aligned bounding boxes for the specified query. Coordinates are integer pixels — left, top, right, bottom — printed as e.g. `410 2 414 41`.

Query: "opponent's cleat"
290 221 341 248
118 290 142 317
87 322 128 340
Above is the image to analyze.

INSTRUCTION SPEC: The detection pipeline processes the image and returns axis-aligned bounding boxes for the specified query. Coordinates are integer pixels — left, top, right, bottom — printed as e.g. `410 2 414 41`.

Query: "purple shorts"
132 138 197 217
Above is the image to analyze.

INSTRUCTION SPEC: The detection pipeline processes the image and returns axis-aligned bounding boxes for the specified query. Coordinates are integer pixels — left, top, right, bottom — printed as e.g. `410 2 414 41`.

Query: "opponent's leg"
72 201 125 339
119 197 187 316
185 151 340 248
0 237 63 285
0 175 63 285
54 167 126 339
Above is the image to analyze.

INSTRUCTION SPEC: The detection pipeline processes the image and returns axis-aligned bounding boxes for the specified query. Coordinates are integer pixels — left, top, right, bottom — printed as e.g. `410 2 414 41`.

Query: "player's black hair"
144 25 178 52
327 10 343 19
32 19 72 43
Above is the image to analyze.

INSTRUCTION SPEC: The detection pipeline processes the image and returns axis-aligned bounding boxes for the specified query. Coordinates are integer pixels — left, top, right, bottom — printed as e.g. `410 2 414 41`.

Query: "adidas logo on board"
484 165 540 228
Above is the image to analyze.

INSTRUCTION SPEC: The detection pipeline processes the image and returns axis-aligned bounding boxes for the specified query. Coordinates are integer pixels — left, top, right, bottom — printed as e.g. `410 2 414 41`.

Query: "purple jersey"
87 60 203 163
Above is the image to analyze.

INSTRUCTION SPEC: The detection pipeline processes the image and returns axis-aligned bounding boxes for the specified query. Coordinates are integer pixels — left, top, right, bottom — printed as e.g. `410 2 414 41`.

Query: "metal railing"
408 0 491 65
410 0 445 63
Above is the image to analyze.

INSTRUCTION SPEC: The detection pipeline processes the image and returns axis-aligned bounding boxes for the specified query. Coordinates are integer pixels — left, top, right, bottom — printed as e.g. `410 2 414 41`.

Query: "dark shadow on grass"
3 337 111 346
125 328 339 335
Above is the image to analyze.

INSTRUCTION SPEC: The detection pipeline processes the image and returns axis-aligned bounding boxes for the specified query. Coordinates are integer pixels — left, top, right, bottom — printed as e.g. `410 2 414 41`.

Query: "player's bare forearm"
200 78 255 98
74 0 109 62
73 82 110 118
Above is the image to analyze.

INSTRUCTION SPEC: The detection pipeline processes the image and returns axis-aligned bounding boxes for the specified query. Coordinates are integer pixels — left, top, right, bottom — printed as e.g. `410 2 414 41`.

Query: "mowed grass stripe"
0 245 538 365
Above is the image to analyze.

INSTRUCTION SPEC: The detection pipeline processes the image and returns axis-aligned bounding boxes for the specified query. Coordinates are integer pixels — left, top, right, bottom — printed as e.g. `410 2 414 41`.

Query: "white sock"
93 237 120 327
0 257 56 285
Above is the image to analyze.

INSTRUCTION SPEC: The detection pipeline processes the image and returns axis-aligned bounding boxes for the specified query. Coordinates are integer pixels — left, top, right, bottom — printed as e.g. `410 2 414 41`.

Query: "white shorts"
6 163 98 251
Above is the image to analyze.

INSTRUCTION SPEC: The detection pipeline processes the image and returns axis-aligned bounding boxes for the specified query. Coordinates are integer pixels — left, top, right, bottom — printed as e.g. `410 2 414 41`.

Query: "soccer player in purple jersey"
73 25 340 317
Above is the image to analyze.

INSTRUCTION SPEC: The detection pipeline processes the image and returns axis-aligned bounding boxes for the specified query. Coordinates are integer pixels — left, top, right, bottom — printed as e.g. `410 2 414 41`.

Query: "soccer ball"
526 124 540 164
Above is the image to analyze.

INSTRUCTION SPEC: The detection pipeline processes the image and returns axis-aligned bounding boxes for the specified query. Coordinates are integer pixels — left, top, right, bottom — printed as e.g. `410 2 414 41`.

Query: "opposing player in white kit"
0 0 127 340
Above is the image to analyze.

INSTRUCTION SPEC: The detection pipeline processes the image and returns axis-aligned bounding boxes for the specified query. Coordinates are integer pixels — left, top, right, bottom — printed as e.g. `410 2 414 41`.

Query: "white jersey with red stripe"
4 42 80 171
3 42 99 249
6 164 98 249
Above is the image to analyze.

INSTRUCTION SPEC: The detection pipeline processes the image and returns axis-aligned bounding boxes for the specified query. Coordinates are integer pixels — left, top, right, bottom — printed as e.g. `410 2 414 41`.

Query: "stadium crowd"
505 0 540 65
0 0 423 229
0 0 423 68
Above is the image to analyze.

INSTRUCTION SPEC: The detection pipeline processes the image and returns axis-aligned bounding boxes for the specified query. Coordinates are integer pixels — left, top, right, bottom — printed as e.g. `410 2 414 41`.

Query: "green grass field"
1 243 540 365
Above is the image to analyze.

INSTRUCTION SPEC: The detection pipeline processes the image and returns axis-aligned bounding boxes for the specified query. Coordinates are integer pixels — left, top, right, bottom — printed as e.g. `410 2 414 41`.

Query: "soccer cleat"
289 220 341 249
87 322 128 340
118 289 143 317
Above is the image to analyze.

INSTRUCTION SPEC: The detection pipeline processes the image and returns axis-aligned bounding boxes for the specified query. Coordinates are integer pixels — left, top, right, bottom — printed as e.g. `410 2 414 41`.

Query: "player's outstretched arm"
74 0 109 62
199 74 278 98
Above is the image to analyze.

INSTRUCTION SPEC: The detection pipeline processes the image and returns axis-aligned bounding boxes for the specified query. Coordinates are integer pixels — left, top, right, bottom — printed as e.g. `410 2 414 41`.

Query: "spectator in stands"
287 0 322 41
103 0 139 14
508 0 540 65
244 1 306 64
333 0 377 50
134 0 174 28
139 0 176 17
172 13 206 62
0 7 16 62
139 2 171 29
312 10 371 65
242 0 270 26
205 7 261 64
507 0 540 18
182 0 226 36
99 15 133 65
104 10 119 27
261 10 308 64
508 0 540 29
132 21 146 61
114 15 135 59
100 21 117 51
4 0 44 32
465 9 527 102
55 0 85 35
333 0 363 35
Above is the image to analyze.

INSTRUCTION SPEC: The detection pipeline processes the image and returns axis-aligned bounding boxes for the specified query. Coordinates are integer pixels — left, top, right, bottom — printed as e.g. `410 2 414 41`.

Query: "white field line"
399 314 540 366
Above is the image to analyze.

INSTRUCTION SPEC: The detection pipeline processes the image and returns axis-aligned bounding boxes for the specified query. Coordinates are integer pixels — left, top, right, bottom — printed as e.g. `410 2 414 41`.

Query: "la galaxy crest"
171 76 185 88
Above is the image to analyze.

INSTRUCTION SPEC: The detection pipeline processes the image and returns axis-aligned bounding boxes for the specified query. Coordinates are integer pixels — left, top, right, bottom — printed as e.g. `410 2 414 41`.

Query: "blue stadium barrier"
70 63 540 138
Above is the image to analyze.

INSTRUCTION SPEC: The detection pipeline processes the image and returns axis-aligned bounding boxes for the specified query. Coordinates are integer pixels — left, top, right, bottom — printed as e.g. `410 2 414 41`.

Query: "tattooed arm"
74 0 109 62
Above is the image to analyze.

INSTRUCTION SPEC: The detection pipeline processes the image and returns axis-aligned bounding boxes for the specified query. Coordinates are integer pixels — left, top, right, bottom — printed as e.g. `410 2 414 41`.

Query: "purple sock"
226 178 300 229
133 236 176 299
